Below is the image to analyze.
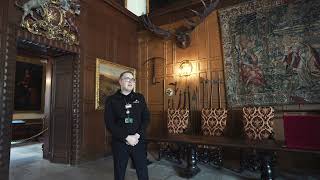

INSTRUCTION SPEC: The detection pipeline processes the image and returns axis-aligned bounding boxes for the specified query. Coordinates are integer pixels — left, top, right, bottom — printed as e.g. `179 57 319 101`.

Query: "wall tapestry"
95 58 136 110
219 0 320 107
14 58 45 112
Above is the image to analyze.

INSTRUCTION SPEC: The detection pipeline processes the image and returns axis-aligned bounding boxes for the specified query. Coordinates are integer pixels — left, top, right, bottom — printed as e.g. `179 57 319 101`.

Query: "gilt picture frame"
95 58 136 110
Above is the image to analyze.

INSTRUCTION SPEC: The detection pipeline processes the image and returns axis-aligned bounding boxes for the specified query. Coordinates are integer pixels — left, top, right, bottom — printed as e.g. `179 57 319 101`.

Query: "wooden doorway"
12 40 78 164
0 27 81 179
49 55 74 163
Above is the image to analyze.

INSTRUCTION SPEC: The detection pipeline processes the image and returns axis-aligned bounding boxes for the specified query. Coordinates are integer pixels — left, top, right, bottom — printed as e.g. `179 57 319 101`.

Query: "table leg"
183 144 200 178
260 152 275 180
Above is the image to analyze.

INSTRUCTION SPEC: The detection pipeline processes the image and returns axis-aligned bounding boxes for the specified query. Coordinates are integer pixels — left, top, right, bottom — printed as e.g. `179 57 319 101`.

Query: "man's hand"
125 135 139 146
134 133 140 140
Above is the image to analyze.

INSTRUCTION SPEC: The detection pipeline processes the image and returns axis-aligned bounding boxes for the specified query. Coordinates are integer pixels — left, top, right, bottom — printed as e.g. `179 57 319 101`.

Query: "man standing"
104 71 150 180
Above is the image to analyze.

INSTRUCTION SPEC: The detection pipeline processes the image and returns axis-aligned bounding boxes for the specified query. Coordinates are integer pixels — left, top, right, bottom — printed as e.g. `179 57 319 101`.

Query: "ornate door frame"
0 25 82 179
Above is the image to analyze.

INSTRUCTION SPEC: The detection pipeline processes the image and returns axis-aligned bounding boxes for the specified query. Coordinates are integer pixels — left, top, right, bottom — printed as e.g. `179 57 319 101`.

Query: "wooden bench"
146 134 320 179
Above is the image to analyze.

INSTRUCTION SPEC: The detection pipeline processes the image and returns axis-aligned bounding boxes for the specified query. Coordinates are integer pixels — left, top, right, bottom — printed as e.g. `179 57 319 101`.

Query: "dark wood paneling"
138 11 225 137
80 0 139 161
0 0 138 176
147 112 165 137
50 56 73 164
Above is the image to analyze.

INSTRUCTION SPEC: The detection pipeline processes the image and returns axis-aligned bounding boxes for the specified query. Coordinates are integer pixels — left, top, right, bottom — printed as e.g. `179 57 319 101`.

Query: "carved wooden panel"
50 56 73 164
71 54 81 164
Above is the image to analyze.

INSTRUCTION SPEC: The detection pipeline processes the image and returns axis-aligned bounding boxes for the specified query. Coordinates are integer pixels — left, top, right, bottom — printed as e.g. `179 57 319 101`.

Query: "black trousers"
112 140 149 180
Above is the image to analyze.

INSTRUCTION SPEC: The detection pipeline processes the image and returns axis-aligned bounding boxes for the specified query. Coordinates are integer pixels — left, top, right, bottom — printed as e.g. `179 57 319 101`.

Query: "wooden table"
146 134 320 179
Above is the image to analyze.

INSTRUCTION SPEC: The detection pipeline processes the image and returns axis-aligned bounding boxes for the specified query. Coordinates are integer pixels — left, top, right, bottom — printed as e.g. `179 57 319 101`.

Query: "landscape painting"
95 58 136 110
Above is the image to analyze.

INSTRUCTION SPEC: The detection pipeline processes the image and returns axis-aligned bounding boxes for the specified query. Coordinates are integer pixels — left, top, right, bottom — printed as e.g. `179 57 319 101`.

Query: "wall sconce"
179 60 193 76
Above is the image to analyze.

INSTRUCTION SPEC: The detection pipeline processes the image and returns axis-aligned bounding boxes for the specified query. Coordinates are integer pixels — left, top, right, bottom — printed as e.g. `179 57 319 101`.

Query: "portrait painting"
95 58 136 110
219 0 320 107
14 57 45 112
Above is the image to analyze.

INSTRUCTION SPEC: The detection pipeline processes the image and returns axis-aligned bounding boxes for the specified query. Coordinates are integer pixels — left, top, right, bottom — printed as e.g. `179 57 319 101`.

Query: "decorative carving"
71 54 81 164
0 24 17 180
15 0 80 45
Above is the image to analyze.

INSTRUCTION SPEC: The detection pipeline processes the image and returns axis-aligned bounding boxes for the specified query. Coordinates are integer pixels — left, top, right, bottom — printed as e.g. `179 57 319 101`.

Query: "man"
104 71 150 180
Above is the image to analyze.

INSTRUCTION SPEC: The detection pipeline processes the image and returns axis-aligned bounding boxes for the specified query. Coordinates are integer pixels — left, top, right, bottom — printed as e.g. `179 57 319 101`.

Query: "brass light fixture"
179 60 193 76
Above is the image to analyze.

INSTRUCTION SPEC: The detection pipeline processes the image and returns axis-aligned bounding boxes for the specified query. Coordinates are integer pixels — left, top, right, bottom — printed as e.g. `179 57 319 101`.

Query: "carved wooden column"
0 23 17 180
71 53 81 165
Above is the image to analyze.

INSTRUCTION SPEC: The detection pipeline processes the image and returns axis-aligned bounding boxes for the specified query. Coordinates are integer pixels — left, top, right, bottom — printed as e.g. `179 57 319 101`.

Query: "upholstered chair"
240 106 276 173
198 108 227 167
158 108 189 163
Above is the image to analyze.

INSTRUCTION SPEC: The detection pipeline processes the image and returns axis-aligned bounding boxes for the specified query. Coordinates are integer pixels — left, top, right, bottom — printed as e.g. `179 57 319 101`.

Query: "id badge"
125 117 133 124
125 104 132 109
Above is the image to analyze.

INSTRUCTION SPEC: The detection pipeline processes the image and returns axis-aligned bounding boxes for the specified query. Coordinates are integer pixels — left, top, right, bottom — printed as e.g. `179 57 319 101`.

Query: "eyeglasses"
121 77 136 83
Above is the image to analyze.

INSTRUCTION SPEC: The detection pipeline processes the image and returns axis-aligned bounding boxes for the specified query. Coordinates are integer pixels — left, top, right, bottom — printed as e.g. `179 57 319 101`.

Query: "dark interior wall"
79 0 139 161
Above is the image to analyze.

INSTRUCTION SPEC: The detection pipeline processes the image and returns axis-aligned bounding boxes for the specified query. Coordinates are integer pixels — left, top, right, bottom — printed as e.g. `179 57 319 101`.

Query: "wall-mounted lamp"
179 60 193 76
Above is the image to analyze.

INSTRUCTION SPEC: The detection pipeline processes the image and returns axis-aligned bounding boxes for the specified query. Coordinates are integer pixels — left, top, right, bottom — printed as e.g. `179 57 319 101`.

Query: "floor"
9 143 320 180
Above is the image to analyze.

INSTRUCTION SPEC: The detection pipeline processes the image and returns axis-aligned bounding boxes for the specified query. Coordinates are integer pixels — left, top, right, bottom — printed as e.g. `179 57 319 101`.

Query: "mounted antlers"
141 0 220 49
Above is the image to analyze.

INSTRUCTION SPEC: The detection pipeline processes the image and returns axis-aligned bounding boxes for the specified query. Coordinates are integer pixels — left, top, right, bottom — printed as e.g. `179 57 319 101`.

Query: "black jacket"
104 90 150 142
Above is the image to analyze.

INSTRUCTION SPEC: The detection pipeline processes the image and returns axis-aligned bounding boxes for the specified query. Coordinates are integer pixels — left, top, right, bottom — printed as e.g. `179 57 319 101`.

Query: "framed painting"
95 58 136 110
14 56 45 112
219 0 320 107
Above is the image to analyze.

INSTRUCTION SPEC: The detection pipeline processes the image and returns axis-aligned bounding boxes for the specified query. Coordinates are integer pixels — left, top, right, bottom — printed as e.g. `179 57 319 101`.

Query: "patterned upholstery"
242 106 275 140
158 108 189 163
201 108 227 137
198 108 227 167
167 108 189 134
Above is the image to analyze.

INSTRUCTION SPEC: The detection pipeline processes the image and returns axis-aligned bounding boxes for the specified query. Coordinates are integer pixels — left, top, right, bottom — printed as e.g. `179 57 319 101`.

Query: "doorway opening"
10 39 78 175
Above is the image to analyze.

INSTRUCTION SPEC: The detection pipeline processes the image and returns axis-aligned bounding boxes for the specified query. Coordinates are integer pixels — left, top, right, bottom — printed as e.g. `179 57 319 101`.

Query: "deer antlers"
141 0 220 49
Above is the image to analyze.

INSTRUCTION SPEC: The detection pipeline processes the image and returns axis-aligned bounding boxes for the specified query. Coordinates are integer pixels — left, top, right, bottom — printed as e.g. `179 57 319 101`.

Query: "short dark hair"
119 71 134 79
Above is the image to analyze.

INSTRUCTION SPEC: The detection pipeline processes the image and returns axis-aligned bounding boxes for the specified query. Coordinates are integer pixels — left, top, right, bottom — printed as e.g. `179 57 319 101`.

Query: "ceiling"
148 0 250 25
149 0 192 12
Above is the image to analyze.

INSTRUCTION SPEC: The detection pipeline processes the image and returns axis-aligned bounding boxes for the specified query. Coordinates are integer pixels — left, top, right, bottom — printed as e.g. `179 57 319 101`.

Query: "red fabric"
283 115 320 150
